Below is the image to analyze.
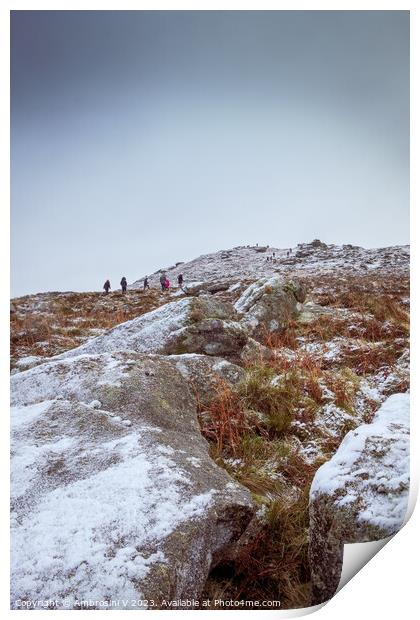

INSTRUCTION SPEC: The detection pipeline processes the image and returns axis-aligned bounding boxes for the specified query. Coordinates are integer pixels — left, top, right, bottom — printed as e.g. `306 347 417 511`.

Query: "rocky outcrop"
55 296 248 360
296 301 335 324
10 352 255 609
239 337 275 364
234 276 305 341
167 353 245 405
309 393 410 604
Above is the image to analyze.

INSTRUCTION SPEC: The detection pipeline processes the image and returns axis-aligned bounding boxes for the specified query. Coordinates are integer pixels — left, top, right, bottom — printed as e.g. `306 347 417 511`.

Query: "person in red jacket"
165 278 170 290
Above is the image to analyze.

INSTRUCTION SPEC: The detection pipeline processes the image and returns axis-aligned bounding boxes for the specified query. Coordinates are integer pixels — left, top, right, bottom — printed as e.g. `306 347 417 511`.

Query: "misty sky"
11 10 409 297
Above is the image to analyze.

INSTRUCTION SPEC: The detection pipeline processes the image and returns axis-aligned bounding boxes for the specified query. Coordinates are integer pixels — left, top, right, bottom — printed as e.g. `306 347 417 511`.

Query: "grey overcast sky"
11 10 409 297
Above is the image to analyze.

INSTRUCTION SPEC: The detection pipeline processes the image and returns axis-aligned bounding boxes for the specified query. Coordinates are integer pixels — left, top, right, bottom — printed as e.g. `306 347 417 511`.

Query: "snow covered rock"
309 393 410 604
234 276 303 341
54 296 248 360
10 352 255 609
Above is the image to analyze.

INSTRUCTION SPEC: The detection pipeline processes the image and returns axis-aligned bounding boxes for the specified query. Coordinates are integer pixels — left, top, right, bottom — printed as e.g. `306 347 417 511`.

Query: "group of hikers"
157 272 184 291
103 273 184 294
266 248 293 262
102 247 294 294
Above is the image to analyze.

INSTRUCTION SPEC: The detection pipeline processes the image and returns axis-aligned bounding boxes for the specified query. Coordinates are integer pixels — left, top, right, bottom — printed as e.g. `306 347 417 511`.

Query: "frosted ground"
10 240 410 608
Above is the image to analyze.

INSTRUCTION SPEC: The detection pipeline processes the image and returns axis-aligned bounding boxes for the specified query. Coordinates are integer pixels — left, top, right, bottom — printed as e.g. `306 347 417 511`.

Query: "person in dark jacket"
103 279 111 294
177 273 184 287
120 277 127 294
143 276 150 290
159 273 167 291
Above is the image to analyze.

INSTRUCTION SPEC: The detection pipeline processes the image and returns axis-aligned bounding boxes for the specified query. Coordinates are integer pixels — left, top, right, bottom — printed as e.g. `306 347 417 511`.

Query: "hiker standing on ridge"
177 273 184 287
165 277 170 290
159 273 167 292
143 276 150 290
103 279 111 294
120 277 127 294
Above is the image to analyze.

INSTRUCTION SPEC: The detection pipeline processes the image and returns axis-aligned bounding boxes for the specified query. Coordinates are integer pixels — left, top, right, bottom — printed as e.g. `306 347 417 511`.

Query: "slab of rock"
167 353 245 405
181 281 208 296
296 301 336 324
309 393 410 604
234 276 304 341
54 297 248 360
182 281 231 296
10 352 255 609
239 337 275 364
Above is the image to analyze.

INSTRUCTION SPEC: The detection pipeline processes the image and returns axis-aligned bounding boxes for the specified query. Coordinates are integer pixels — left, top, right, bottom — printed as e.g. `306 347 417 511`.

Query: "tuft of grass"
323 368 360 411
199 380 250 455
238 367 299 435
342 342 406 375
264 321 299 350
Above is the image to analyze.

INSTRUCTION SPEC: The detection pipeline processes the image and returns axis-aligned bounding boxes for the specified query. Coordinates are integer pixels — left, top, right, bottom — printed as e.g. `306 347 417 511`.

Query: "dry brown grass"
10 289 165 364
323 368 359 411
264 321 299 350
341 341 406 375
199 380 251 455
314 273 409 304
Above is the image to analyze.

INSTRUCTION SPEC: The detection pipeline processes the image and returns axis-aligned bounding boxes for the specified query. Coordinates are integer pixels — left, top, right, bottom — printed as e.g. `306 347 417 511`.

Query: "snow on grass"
310 392 409 532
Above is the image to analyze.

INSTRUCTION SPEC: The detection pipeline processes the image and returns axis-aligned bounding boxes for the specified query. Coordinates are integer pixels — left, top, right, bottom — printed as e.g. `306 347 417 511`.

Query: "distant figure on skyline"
143 276 150 290
120 277 127 294
103 279 111 294
177 273 184 287
165 278 170 290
